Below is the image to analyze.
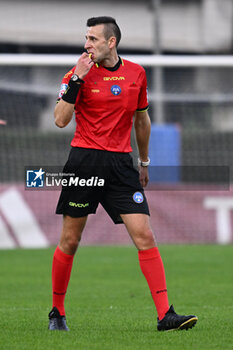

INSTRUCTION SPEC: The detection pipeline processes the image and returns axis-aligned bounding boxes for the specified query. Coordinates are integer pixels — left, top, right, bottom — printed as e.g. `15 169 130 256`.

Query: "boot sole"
158 316 198 331
178 317 198 330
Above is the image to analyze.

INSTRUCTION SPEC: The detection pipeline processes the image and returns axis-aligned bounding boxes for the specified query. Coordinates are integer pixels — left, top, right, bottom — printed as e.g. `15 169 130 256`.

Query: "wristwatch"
138 157 150 167
70 74 84 83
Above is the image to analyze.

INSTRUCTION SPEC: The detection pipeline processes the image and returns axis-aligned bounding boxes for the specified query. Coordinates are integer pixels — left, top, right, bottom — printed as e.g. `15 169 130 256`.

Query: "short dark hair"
87 16 121 47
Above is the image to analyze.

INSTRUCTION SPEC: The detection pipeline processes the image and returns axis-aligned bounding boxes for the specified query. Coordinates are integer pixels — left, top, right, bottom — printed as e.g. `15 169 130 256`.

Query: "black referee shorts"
56 147 150 224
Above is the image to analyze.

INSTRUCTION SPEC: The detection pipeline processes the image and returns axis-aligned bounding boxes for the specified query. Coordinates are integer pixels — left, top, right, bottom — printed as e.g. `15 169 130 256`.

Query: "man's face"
84 24 111 63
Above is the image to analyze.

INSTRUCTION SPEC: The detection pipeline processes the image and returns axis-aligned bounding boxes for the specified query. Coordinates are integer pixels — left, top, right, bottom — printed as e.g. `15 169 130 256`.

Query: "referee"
48 16 198 332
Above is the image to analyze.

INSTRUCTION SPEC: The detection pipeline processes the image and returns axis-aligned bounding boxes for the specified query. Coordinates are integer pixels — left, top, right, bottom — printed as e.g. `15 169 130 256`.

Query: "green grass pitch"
0 245 232 350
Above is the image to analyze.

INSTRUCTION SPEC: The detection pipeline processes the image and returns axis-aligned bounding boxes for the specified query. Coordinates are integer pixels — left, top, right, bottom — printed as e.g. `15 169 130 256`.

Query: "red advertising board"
0 184 232 248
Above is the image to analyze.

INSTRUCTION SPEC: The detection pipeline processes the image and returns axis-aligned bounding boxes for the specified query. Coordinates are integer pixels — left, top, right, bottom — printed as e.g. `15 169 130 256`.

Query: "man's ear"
108 36 117 49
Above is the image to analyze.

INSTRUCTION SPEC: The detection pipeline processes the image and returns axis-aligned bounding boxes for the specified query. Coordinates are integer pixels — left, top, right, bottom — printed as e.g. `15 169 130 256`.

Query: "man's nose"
84 39 90 50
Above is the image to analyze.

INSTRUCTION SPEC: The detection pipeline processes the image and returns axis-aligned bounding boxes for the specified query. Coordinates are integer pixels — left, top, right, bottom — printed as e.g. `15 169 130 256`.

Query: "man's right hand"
74 52 94 80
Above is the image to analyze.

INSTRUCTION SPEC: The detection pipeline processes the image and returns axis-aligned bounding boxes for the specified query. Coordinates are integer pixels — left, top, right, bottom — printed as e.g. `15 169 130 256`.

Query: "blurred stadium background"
0 0 233 248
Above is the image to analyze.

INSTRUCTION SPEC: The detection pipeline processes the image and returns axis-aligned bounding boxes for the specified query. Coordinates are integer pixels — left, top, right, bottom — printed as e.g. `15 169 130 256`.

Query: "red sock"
52 246 74 316
138 247 169 320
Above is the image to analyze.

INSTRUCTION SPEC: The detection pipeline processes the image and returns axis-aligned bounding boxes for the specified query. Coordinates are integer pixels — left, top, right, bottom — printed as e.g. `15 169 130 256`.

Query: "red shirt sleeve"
57 67 75 100
137 68 149 111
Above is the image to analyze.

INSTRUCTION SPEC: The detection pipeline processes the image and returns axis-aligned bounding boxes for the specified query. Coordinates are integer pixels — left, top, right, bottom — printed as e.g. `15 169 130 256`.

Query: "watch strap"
138 157 150 167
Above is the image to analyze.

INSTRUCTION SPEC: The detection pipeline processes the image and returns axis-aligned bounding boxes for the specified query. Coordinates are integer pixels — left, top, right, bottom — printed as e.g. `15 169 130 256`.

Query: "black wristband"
62 80 82 104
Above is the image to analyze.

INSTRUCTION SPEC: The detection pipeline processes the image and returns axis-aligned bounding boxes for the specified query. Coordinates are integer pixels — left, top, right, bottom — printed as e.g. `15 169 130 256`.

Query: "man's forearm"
134 111 151 161
54 53 95 129
54 100 74 128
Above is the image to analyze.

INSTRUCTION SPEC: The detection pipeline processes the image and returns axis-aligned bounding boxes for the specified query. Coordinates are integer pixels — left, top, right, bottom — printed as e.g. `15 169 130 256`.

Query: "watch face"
71 74 78 82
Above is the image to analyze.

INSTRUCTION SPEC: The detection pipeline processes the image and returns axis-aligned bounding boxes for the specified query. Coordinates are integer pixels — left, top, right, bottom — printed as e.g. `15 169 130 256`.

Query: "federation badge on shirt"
111 85 121 96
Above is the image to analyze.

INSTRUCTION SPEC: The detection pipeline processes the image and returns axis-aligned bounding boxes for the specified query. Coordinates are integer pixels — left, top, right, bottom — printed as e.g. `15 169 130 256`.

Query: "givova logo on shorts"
69 202 89 208
133 192 144 204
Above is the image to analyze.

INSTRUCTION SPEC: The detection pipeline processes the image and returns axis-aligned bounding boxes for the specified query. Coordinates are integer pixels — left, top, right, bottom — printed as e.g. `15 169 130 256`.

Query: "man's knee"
59 216 87 254
121 214 156 250
66 232 80 250
60 230 80 254
136 228 156 250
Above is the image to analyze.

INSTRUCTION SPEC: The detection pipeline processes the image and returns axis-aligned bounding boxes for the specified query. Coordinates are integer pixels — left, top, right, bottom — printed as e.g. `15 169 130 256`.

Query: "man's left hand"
139 166 149 188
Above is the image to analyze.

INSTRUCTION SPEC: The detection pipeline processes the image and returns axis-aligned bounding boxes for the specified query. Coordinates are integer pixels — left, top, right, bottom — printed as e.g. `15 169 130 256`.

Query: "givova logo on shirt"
103 76 125 81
